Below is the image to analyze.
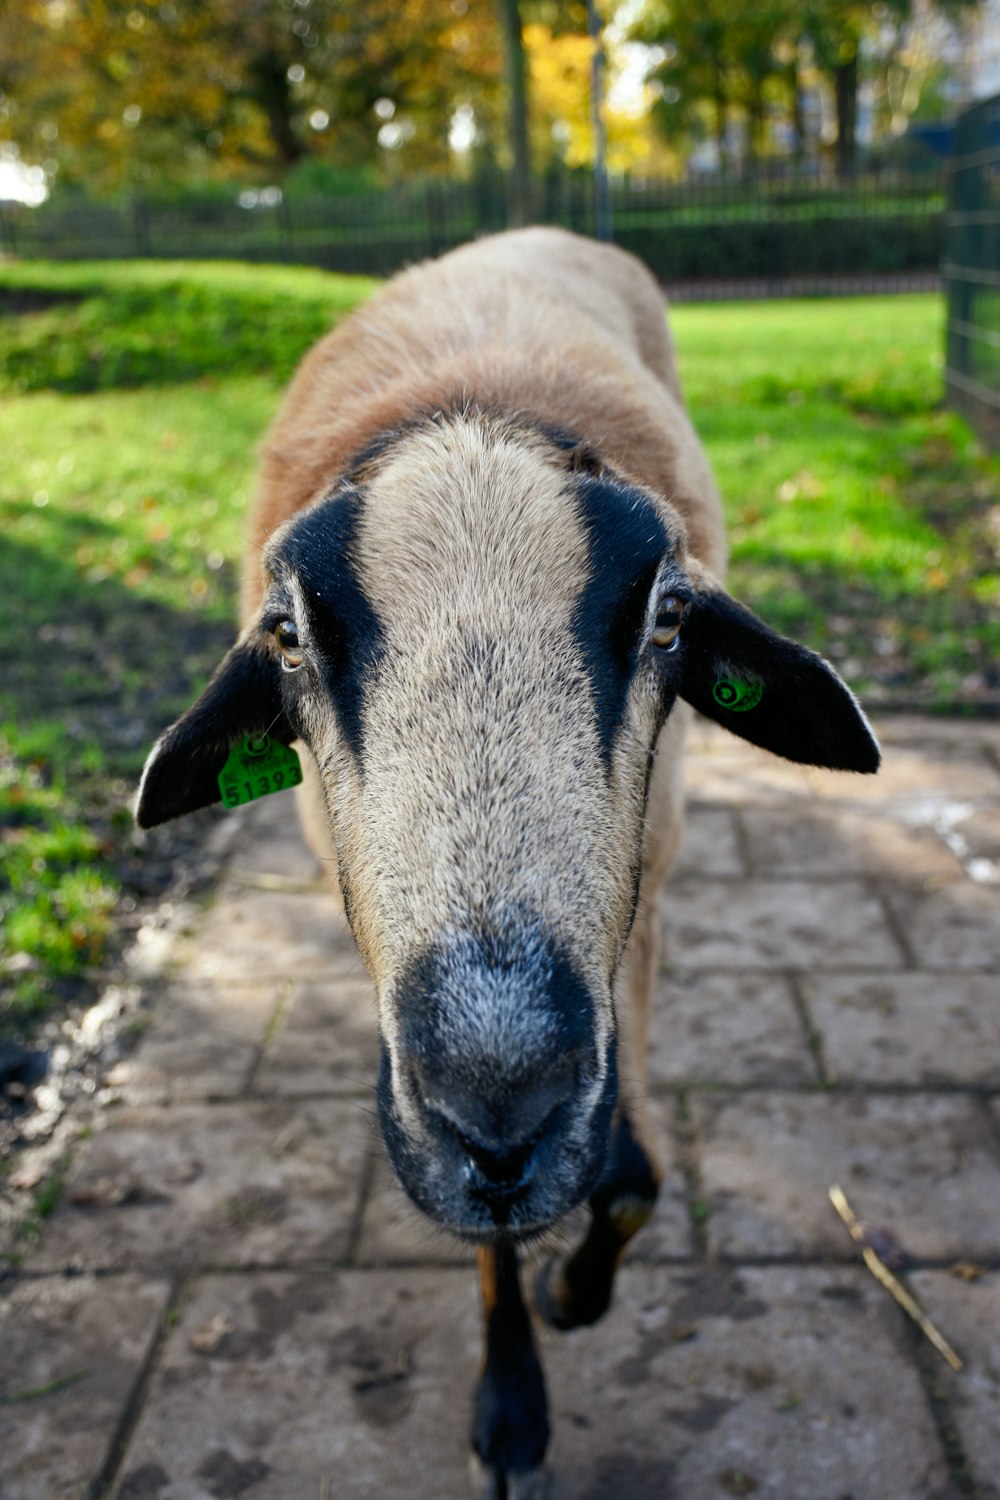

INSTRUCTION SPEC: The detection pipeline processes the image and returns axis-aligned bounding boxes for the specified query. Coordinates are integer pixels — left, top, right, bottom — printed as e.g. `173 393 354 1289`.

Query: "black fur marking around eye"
275 488 385 763
571 476 673 766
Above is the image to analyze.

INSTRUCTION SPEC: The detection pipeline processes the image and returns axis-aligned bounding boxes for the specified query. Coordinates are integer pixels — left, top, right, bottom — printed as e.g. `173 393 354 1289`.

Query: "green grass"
672 296 1000 705
1 260 375 1034
0 257 376 392
1 260 998 1041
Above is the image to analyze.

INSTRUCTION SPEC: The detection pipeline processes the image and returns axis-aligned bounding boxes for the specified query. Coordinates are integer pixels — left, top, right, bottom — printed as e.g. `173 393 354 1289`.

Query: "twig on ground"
828 1184 963 1373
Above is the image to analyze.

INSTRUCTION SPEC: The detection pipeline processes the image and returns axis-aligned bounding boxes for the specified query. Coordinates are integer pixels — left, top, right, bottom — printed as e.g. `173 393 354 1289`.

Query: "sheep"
135 226 879 1496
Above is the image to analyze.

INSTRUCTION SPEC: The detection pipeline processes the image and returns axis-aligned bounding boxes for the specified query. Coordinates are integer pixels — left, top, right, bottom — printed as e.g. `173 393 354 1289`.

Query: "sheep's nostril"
460 1133 536 1195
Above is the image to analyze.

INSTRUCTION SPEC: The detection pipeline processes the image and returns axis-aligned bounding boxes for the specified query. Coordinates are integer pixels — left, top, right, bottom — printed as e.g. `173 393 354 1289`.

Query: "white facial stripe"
289 414 672 1148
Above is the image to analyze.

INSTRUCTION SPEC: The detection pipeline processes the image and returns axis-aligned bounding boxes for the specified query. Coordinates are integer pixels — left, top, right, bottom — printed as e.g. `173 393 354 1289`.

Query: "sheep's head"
136 411 879 1240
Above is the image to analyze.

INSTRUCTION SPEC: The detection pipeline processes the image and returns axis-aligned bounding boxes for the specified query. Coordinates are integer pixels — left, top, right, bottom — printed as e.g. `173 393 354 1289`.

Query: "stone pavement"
3 716 1000 1500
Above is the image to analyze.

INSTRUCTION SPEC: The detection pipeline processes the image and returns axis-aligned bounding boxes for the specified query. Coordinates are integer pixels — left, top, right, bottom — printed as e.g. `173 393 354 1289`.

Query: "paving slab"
884 879 1000 970
739 804 964 883
110 1265 951 1500
546 1265 953 1500
102 979 282 1104
255 976 380 1097
220 788 325 881
662 878 904 970
810 739 1000 805
112 1268 481 1500
696 1092 1000 1260
804 971 1000 1087
874 714 1000 751
909 1270 1000 1500
30 1098 374 1273
935 801 1000 883
682 746 830 807
648 970 816 1086
14 712 1000 1497
175 882 364 984
1 1272 169 1500
671 806 747 879
624 1093 697 1260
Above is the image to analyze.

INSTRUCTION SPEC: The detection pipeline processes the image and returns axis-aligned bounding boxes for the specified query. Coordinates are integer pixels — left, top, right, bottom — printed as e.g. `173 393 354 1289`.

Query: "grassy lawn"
1 259 998 1042
0 260 377 1037
675 297 999 703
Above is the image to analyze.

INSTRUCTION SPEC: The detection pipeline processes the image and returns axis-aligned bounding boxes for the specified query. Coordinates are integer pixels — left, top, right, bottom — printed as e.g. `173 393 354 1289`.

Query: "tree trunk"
248 50 305 169
495 0 532 227
746 78 765 166
788 53 805 166
713 61 729 175
587 0 611 242
834 51 858 180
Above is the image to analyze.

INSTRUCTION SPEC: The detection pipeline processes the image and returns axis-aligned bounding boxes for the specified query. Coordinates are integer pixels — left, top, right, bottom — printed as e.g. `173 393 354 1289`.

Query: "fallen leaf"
190 1313 234 1354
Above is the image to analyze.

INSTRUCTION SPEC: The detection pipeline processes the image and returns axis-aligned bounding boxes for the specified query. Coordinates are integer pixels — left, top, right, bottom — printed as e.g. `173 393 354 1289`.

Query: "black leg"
535 1107 659 1332
471 1240 550 1499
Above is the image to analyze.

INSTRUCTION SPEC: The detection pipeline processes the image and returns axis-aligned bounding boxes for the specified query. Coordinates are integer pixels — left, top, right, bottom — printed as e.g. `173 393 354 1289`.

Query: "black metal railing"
0 164 946 296
945 93 1000 448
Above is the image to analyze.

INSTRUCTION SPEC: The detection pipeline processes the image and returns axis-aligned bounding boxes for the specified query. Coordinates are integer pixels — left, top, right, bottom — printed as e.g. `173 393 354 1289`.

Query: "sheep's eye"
274 618 304 670
651 595 686 653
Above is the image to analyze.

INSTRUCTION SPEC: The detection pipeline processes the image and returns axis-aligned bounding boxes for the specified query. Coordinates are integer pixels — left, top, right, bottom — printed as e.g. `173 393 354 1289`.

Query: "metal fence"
945 94 1000 447
0 164 946 296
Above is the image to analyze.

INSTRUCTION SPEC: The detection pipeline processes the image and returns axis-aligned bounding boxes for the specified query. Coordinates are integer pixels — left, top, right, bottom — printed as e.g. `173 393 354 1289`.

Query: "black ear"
678 577 880 773
135 634 295 828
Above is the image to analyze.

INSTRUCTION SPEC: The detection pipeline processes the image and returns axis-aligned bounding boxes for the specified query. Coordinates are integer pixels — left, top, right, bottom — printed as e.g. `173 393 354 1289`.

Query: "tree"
798 0 979 176
633 0 979 177
495 0 532 222
0 0 500 193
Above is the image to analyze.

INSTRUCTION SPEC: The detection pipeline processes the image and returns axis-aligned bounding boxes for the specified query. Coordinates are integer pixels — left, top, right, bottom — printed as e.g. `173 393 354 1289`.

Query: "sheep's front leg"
470 1241 550 1500
534 1105 659 1331
535 857 670 1331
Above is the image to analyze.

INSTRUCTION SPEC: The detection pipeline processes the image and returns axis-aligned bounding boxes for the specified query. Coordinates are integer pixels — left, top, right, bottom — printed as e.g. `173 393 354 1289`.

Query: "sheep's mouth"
376 1047 615 1243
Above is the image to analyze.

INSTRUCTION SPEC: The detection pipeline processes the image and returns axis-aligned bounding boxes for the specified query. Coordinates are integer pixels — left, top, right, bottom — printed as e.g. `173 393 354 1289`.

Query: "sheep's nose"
459 1126 536 1198
416 1063 574 1200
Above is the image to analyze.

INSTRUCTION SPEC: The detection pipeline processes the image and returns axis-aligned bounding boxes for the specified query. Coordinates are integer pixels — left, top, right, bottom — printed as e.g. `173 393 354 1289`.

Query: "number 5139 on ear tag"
218 735 303 809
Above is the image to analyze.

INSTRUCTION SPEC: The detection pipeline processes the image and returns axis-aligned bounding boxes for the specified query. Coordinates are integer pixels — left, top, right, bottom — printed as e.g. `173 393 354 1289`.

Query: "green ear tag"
218 735 302 809
712 676 764 712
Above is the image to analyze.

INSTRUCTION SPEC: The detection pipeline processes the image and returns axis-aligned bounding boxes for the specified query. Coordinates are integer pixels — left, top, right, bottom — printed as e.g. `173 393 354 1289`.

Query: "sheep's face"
264 416 683 1238
136 412 879 1241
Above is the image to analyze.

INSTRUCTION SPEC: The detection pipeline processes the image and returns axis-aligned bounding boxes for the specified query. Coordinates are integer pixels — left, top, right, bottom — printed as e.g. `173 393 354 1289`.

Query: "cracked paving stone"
909 1270 1000 1500
1 1273 169 1500
671 807 747 879
648 971 816 1086
29 1099 375 1273
883 880 1000 970
811 741 1000 804
255 977 379 1097
217 789 326 882
175 884 364 985
102 980 282 1103
112 1265 949 1500
696 1092 1000 1260
661 879 903 970
740 804 964 883
803 972 1000 1086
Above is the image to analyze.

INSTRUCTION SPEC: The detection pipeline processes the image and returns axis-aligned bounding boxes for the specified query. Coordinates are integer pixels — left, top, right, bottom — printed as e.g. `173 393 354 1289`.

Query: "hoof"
469 1453 550 1500
533 1256 612 1332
